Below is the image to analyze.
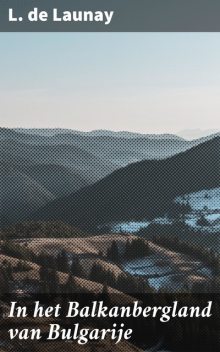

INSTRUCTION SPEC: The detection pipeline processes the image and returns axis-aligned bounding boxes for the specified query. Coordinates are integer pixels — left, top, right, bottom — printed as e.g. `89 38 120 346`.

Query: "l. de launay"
53 9 114 25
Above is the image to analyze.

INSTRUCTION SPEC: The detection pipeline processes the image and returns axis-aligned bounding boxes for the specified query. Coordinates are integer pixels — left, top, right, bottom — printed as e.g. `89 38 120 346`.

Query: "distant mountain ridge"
12 127 220 141
14 127 185 139
2 128 219 162
31 136 220 230
1 127 219 227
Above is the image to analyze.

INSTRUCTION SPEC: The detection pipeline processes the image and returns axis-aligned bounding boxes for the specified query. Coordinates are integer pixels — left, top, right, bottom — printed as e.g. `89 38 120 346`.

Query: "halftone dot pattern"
0 129 220 351
0 129 219 295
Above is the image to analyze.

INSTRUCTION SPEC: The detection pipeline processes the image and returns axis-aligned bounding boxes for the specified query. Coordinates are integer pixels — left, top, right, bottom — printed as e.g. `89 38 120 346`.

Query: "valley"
0 130 219 297
1 128 219 227
0 230 218 296
0 128 219 351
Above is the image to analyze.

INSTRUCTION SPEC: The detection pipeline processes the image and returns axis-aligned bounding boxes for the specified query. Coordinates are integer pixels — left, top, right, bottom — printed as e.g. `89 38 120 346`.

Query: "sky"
0 33 220 137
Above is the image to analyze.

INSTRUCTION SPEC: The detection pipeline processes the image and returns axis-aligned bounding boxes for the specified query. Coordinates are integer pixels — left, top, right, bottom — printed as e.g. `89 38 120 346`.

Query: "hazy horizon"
6 126 219 140
1 33 220 136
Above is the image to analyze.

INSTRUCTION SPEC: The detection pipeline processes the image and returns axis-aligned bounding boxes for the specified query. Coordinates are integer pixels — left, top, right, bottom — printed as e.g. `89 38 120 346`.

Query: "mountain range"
1 128 219 227
31 136 220 231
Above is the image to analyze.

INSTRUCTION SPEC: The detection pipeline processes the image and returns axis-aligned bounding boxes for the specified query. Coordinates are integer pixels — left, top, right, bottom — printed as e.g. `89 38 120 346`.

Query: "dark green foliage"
98 250 104 257
1 240 34 261
151 234 220 275
90 262 115 285
167 201 192 220
102 282 109 294
99 282 111 305
64 274 78 293
36 253 57 271
0 261 13 294
39 265 60 293
106 237 149 263
138 221 191 238
116 273 153 293
57 249 69 273
124 238 149 260
89 261 153 294
39 265 49 282
196 215 210 227
39 279 50 294
0 270 10 294
14 260 32 272
70 257 83 277
1 260 13 280
106 240 119 262
1 221 85 239
47 268 60 293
